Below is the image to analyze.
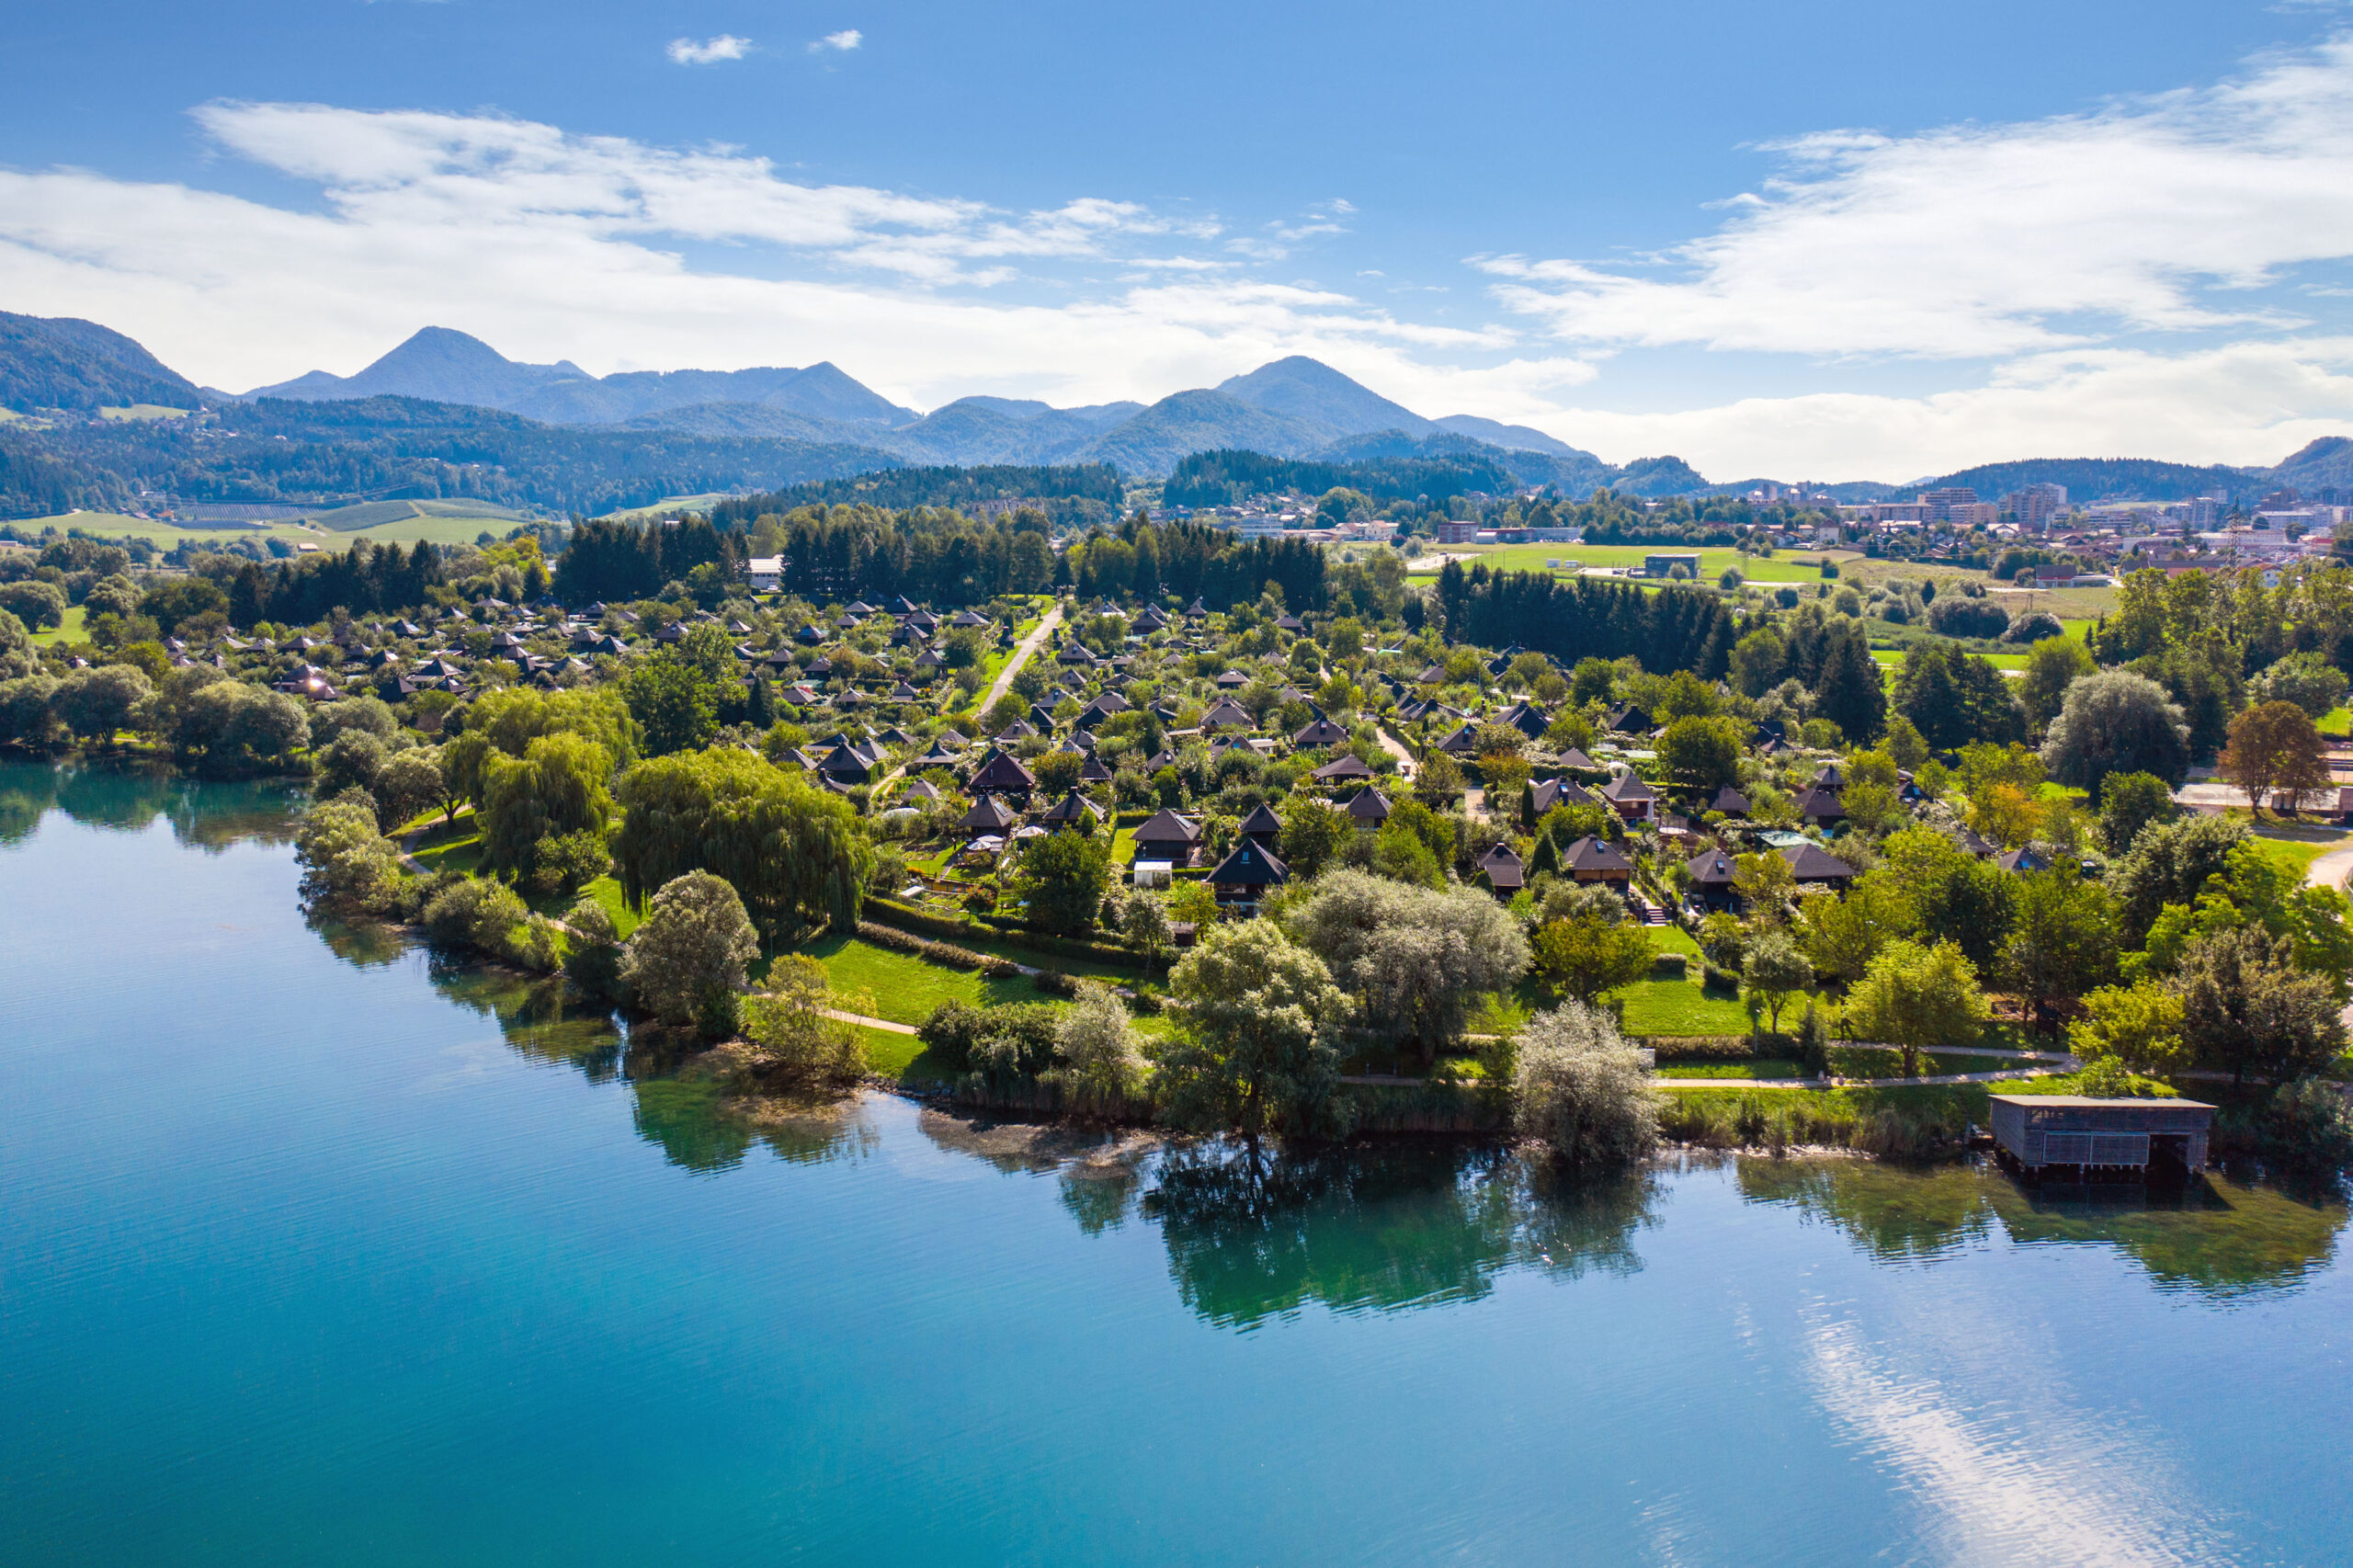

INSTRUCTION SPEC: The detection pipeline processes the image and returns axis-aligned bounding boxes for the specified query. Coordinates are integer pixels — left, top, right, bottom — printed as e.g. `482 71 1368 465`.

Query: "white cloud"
0 102 1518 414
809 29 861 53
665 35 752 65
1541 338 2353 478
1484 36 2353 360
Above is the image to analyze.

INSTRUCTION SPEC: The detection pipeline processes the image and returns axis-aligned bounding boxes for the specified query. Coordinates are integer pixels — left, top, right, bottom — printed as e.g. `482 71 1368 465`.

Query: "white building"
747 556 786 590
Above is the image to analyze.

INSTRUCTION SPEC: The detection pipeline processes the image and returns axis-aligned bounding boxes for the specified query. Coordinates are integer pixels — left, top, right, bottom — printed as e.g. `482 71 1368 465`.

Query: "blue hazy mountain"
0 311 202 413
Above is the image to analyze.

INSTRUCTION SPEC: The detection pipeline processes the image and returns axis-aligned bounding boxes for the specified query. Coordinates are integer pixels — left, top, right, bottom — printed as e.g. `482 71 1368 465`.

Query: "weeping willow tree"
613 747 872 937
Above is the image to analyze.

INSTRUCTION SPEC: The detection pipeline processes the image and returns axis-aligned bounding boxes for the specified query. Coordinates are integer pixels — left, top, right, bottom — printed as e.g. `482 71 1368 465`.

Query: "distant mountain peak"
1215 356 1432 437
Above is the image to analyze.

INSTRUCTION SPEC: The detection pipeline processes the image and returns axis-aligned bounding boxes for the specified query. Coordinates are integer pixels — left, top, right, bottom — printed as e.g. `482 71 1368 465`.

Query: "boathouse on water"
1988 1096 2214 1180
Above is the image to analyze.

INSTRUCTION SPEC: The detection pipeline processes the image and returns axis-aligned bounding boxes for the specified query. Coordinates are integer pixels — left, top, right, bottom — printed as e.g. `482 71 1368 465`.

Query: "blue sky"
5 0 2353 479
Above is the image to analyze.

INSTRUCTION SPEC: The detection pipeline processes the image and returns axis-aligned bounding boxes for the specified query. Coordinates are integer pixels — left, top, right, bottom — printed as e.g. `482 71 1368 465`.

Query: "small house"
1600 771 1657 824
1131 808 1205 866
1208 837 1290 911
1779 841 1855 889
1344 787 1392 829
1475 844 1526 895
1685 847 1738 910
1560 835 1633 885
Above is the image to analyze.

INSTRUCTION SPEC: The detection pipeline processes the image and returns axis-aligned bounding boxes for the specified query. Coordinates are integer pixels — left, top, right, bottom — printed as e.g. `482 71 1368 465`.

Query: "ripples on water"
4 760 2350 1568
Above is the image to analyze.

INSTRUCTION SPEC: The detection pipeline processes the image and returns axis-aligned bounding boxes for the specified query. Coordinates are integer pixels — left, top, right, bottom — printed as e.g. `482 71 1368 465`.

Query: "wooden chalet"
1239 803 1283 845
1560 835 1634 884
958 793 1017 835
968 748 1039 801
1345 787 1392 829
1779 841 1856 888
1131 808 1205 867
1312 753 1376 784
1476 844 1526 894
1685 847 1739 910
1600 771 1657 823
1209 837 1290 910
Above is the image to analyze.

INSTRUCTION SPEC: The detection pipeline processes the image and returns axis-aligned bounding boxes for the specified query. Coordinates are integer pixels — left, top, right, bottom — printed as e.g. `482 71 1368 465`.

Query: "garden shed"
1987 1096 2214 1180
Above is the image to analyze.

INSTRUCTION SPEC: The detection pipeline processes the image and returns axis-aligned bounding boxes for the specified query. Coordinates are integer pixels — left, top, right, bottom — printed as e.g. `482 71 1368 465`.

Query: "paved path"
978 604 1063 717
874 604 1062 799
1373 722 1419 781
824 1006 916 1036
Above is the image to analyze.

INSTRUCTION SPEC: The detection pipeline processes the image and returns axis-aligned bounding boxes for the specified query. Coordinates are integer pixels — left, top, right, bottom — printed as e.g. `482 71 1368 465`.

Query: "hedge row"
851 919 1017 978
1647 1034 1793 1062
862 894 983 942
972 916 1142 969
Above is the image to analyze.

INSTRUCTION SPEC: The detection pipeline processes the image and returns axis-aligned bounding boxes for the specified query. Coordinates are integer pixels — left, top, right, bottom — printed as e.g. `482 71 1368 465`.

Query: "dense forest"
711 462 1122 522
1434 559 1740 679
1165 446 1524 508
0 396 908 520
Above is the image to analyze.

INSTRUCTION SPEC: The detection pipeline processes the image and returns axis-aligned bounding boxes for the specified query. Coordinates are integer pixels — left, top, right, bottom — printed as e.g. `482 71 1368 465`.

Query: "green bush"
1649 952 1688 980
422 876 530 958
2257 1082 2353 1174
1700 961 1740 996
853 917 993 970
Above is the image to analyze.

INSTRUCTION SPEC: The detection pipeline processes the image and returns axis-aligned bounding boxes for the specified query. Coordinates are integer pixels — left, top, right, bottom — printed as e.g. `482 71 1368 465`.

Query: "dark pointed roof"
1209 836 1289 887
1039 790 1105 827
1780 842 1855 881
958 793 1017 832
1476 844 1525 891
1711 785 1751 815
1686 847 1738 886
1311 753 1375 783
1601 771 1656 802
1561 835 1634 875
969 748 1038 792
1239 803 1283 840
1132 807 1203 846
1345 786 1392 824
1795 787 1845 819
1292 717 1351 748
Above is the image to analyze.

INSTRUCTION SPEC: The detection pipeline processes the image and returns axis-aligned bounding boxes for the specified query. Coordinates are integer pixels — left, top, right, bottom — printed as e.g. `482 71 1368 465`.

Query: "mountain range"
227 326 1608 481
5 309 2350 503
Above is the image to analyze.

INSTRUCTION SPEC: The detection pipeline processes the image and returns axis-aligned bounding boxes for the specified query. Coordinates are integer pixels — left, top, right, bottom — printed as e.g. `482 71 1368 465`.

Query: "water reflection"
0 758 301 851
1738 1154 2347 1299
1137 1142 1658 1328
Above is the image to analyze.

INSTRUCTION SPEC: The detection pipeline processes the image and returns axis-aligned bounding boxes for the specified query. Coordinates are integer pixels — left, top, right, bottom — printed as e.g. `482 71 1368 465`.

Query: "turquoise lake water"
3 760 2350 1567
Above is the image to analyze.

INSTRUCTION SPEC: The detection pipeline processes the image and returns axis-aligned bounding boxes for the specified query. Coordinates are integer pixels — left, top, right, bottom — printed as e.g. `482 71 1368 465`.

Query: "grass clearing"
1408 542 1830 585
785 933 1068 1026
29 606 87 646
2243 821 2353 883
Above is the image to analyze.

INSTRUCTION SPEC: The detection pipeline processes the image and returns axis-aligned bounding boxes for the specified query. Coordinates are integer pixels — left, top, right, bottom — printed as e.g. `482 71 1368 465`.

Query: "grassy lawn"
409 819 484 874
29 606 87 646
784 933 1069 1026
9 507 516 554
1658 1060 1804 1079
2240 819 2353 883
1408 542 1832 585
1618 977 1756 1037
2319 704 2350 738
856 1024 929 1078
574 875 642 937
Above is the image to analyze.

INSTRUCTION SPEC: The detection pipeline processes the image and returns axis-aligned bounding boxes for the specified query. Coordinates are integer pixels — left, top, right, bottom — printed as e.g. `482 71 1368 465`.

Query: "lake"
3 760 2349 1567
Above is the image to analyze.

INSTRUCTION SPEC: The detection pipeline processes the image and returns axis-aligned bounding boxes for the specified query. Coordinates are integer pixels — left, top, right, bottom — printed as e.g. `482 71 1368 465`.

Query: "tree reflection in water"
1131 1140 1661 1329
0 758 302 849
1737 1154 2347 1299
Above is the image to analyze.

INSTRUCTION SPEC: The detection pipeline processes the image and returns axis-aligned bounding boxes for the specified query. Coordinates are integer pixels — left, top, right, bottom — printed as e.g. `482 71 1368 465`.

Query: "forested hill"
712 463 1124 523
1911 455 2256 503
0 394 908 520
1163 438 1705 506
1165 446 1524 507
1 312 202 414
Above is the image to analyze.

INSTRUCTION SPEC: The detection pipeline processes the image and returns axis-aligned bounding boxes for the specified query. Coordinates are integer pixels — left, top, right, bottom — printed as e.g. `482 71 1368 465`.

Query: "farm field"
9 506 530 553
1409 541 1839 584
596 494 733 521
